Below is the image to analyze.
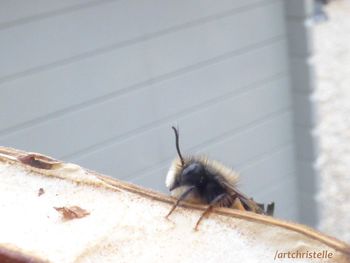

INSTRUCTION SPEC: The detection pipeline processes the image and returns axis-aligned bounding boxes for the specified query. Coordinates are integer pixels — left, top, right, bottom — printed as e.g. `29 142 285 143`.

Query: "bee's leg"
257 202 265 211
232 197 246 211
165 186 196 218
194 193 228 231
266 202 275 216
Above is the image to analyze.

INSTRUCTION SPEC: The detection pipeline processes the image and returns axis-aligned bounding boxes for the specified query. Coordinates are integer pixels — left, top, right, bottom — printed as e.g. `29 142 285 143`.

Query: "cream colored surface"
0 147 349 263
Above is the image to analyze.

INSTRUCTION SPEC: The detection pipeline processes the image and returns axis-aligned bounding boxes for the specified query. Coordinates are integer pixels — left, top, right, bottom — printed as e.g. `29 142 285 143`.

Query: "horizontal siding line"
293 91 312 97
0 0 272 30
130 143 295 190
63 74 289 160
296 151 316 162
294 121 314 129
0 37 286 137
293 88 313 96
292 89 313 96
293 89 314 96
286 15 311 22
257 175 296 199
296 156 316 163
292 90 314 98
0 0 118 30
0 0 281 84
293 122 314 129
287 48 312 57
237 142 294 172
290 48 312 55
289 56 312 62
0 0 276 31
296 159 315 167
282 208 299 222
288 52 312 59
299 192 317 198
189 110 292 156
294 125 313 132
116 108 293 180
242 168 297 196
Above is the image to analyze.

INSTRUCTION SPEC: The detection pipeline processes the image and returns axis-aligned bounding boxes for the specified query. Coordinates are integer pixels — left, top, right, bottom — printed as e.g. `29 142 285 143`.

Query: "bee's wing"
221 181 264 214
235 190 265 214
235 189 275 216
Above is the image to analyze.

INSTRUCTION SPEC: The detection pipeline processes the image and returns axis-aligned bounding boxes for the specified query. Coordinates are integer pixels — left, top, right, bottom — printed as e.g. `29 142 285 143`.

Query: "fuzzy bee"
165 126 274 230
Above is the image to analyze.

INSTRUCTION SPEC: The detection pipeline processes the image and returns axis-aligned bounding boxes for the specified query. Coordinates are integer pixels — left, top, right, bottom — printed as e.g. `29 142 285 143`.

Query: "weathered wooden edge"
0 244 49 263
0 146 349 261
95 173 350 257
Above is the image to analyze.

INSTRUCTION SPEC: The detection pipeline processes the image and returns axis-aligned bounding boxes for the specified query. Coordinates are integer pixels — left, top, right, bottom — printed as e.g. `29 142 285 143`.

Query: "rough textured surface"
0 147 349 263
313 0 350 243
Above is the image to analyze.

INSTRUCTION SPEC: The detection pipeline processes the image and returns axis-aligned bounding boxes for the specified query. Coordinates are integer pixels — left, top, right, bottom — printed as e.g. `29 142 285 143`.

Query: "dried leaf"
38 188 45 197
18 154 61 170
54 206 90 221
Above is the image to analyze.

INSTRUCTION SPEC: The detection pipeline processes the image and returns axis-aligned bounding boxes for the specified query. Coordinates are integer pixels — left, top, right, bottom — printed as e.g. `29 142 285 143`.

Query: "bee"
165 126 274 230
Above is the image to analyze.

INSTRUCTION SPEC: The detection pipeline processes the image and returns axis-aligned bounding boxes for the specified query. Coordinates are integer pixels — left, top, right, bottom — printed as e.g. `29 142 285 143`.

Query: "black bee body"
165 127 274 230
173 161 232 207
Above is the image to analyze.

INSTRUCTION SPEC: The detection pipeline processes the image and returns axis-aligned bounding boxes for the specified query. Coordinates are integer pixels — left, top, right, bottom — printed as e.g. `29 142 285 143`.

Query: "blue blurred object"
314 0 329 23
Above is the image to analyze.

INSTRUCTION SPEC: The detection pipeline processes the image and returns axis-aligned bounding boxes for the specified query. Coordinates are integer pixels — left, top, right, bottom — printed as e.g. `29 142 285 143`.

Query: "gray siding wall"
284 0 318 226
0 0 300 221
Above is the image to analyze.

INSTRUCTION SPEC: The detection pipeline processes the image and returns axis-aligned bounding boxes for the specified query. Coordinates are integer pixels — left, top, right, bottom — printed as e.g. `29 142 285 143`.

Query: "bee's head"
166 126 207 192
166 161 206 191
181 162 205 186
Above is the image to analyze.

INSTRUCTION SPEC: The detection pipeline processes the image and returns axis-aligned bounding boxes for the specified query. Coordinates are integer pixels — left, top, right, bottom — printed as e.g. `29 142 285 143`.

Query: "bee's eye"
182 163 205 184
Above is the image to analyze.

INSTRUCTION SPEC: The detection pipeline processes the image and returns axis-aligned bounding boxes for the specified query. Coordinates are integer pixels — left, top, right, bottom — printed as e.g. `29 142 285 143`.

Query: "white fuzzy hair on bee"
165 126 274 230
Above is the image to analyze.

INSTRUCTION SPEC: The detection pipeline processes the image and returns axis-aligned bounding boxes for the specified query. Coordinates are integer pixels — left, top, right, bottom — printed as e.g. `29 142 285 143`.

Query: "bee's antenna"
171 126 184 166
